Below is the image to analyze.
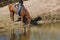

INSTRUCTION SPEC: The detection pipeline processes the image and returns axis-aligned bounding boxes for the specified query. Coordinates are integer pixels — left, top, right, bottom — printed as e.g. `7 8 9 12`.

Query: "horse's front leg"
24 8 31 26
27 18 31 26
26 16 31 26
20 8 25 26
20 16 23 26
10 11 14 22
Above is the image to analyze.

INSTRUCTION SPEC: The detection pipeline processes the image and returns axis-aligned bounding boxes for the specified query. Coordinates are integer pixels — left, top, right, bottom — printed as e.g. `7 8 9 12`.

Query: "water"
0 22 60 40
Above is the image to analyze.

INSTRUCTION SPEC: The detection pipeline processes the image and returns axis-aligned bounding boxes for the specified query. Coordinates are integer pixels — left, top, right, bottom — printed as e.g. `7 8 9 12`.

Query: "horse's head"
30 16 42 25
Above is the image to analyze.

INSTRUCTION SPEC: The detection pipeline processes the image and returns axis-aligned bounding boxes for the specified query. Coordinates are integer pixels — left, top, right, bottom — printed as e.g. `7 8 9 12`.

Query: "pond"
0 22 60 40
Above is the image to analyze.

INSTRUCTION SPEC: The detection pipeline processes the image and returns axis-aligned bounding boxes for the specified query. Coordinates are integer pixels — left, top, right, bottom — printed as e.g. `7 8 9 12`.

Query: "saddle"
12 3 24 16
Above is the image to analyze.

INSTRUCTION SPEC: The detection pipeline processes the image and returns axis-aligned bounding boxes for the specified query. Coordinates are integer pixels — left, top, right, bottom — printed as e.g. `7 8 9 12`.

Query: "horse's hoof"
15 19 21 22
10 21 14 23
25 24 30 26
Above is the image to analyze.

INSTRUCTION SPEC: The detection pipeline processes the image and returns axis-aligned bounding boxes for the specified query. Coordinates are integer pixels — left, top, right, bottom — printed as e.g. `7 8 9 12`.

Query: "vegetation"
0 0 28 7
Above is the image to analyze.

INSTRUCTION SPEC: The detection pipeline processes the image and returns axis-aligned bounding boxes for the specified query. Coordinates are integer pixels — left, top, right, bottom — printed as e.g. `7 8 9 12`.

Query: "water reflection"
0 30 11 40
11 27 31 40
0 22 60 40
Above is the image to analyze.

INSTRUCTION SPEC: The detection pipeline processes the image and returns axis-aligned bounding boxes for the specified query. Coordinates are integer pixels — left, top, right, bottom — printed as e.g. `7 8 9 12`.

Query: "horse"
8 3 31 26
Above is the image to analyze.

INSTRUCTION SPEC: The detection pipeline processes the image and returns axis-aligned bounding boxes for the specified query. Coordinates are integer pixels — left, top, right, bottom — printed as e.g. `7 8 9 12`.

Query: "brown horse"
8 3 31 25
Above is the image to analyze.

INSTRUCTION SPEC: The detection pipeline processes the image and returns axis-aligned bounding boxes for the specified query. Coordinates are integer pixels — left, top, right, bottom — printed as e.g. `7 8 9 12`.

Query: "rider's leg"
15 3 22 22
17 3 22 16
16 4 23 22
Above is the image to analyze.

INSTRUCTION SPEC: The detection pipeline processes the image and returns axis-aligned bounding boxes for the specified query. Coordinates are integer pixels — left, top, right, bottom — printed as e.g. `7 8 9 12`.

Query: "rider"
17 0 23 16
15 0 23 22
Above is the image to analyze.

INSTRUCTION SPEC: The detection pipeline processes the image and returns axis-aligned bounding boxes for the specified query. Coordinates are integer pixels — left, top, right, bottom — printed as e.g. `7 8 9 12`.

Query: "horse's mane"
12 3 19 12
14 3 19 8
